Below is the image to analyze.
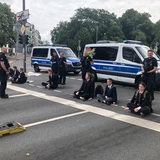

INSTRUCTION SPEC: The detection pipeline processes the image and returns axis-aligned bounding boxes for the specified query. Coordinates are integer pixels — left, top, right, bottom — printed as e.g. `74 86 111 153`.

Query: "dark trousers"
16 77 27 84
141 74 155 100
127 103 151 115
51 65 59 74
59 68 66 84
81 69 86 80
74 91 91 100
97 94 113 104
0 75 7 97
41 82 57 89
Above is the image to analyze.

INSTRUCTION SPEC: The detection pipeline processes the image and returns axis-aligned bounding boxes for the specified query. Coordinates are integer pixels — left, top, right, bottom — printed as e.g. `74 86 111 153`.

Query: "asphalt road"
0 56 160 160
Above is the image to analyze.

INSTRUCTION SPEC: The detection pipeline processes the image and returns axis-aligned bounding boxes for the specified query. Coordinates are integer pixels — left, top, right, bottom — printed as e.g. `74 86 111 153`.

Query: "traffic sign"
21 25 26 34
16 9 29 21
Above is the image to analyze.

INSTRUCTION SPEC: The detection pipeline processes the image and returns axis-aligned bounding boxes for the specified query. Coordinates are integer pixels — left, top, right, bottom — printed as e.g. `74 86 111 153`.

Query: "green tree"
0 2 16 47
51 8 124 52
119 9 154 45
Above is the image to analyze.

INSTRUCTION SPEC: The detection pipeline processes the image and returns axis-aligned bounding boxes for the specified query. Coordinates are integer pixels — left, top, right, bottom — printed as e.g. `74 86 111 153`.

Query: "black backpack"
95 85 104 96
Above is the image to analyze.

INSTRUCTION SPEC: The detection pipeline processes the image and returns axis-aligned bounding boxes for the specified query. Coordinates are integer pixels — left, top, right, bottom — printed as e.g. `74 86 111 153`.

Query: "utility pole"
23 0 27 72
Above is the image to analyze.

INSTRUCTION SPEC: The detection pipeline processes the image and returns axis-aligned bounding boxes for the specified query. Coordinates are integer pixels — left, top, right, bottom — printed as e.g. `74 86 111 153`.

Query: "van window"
33 48 48 58
57 48 76 58
136 46 159 60
93 47 118 61
50 49 57 56
123 47 142 63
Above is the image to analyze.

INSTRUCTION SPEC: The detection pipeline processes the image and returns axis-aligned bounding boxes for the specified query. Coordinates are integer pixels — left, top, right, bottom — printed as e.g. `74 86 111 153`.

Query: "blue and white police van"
84 40 160 88
31 45 81 74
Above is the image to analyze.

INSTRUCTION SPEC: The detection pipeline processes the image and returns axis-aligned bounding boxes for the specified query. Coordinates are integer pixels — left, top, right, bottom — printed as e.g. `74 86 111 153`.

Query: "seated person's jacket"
17 72 27 83
48 74 59 88
130 90 151 108
104 85 117 103
13 70 20 79
79 79 95 98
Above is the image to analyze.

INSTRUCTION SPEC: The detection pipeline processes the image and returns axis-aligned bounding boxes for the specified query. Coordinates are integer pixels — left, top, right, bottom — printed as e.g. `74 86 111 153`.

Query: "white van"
84 41 160 88
31 45 81 74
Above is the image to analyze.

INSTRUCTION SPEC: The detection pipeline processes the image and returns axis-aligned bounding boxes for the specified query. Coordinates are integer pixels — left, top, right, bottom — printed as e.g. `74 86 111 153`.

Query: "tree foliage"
0 2 16 47
51 8 124 52
51 8 160 52
119 9 154 45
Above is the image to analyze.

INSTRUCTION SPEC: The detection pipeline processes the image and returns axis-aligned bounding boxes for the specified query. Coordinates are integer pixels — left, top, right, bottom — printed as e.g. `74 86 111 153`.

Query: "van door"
118 47 142 83
32 48 50 67
92 46 119 81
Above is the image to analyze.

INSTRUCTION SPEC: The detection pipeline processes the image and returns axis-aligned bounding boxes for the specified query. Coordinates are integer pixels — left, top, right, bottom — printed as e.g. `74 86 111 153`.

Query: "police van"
31 45 81 74
84 40 160 88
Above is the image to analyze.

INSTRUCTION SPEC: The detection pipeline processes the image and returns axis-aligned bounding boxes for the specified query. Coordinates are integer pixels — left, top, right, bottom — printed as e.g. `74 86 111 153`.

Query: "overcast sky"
1 0 160 42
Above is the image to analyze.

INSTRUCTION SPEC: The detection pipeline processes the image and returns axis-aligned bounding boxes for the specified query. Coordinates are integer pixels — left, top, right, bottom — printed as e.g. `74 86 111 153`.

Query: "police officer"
51 51 59 75
59 52 67 85
141 49 157 101
0 47 10 98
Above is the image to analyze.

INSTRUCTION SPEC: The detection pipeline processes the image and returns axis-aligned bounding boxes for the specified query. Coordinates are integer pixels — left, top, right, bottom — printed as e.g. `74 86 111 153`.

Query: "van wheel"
34 64 40 72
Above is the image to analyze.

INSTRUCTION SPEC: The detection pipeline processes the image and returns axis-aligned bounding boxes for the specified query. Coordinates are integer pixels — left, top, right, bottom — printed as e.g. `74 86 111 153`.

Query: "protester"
141 49 157 100
81 47 94 80
97 78 117 105
0 47 10 98
73 72 95 101
9 66 20 83
15 68 27 84
59 52 67 85
42 69 58 89
127 82 152 116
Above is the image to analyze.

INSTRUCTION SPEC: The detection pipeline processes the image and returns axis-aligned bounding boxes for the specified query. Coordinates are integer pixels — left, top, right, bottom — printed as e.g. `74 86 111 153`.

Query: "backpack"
95 85 104 96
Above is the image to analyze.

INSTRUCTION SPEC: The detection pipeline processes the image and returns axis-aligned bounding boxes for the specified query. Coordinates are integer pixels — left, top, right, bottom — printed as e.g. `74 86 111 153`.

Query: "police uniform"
59 57 66 84
0 52 10 98
51 55 59 74
142 57 157 100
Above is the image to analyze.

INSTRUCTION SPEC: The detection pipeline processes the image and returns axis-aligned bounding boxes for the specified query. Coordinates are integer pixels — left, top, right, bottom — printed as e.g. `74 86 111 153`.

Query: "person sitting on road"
41 69 58 89
8 68 14 79
97 78 117 105
127 82 152 116
73 72 95 101
9 66 20 83
15 68 27 84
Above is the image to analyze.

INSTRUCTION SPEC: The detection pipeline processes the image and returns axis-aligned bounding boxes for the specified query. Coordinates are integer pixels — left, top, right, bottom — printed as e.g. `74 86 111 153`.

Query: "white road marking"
36 86 43 88
8 85 160 133
9 93 29 98
152 113 160 117
54 90 62 93
24 111 88 128
69 77 76 80
28 84 35 86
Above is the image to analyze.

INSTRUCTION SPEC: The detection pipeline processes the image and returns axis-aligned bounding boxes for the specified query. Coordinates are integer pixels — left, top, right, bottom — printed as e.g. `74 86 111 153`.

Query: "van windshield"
136 46 159 60
57 48 77 58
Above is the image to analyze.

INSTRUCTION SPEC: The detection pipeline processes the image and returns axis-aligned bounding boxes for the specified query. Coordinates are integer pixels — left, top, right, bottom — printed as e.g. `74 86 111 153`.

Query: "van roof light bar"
96 40 117 44
123 40 142 45
38 44 67 47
